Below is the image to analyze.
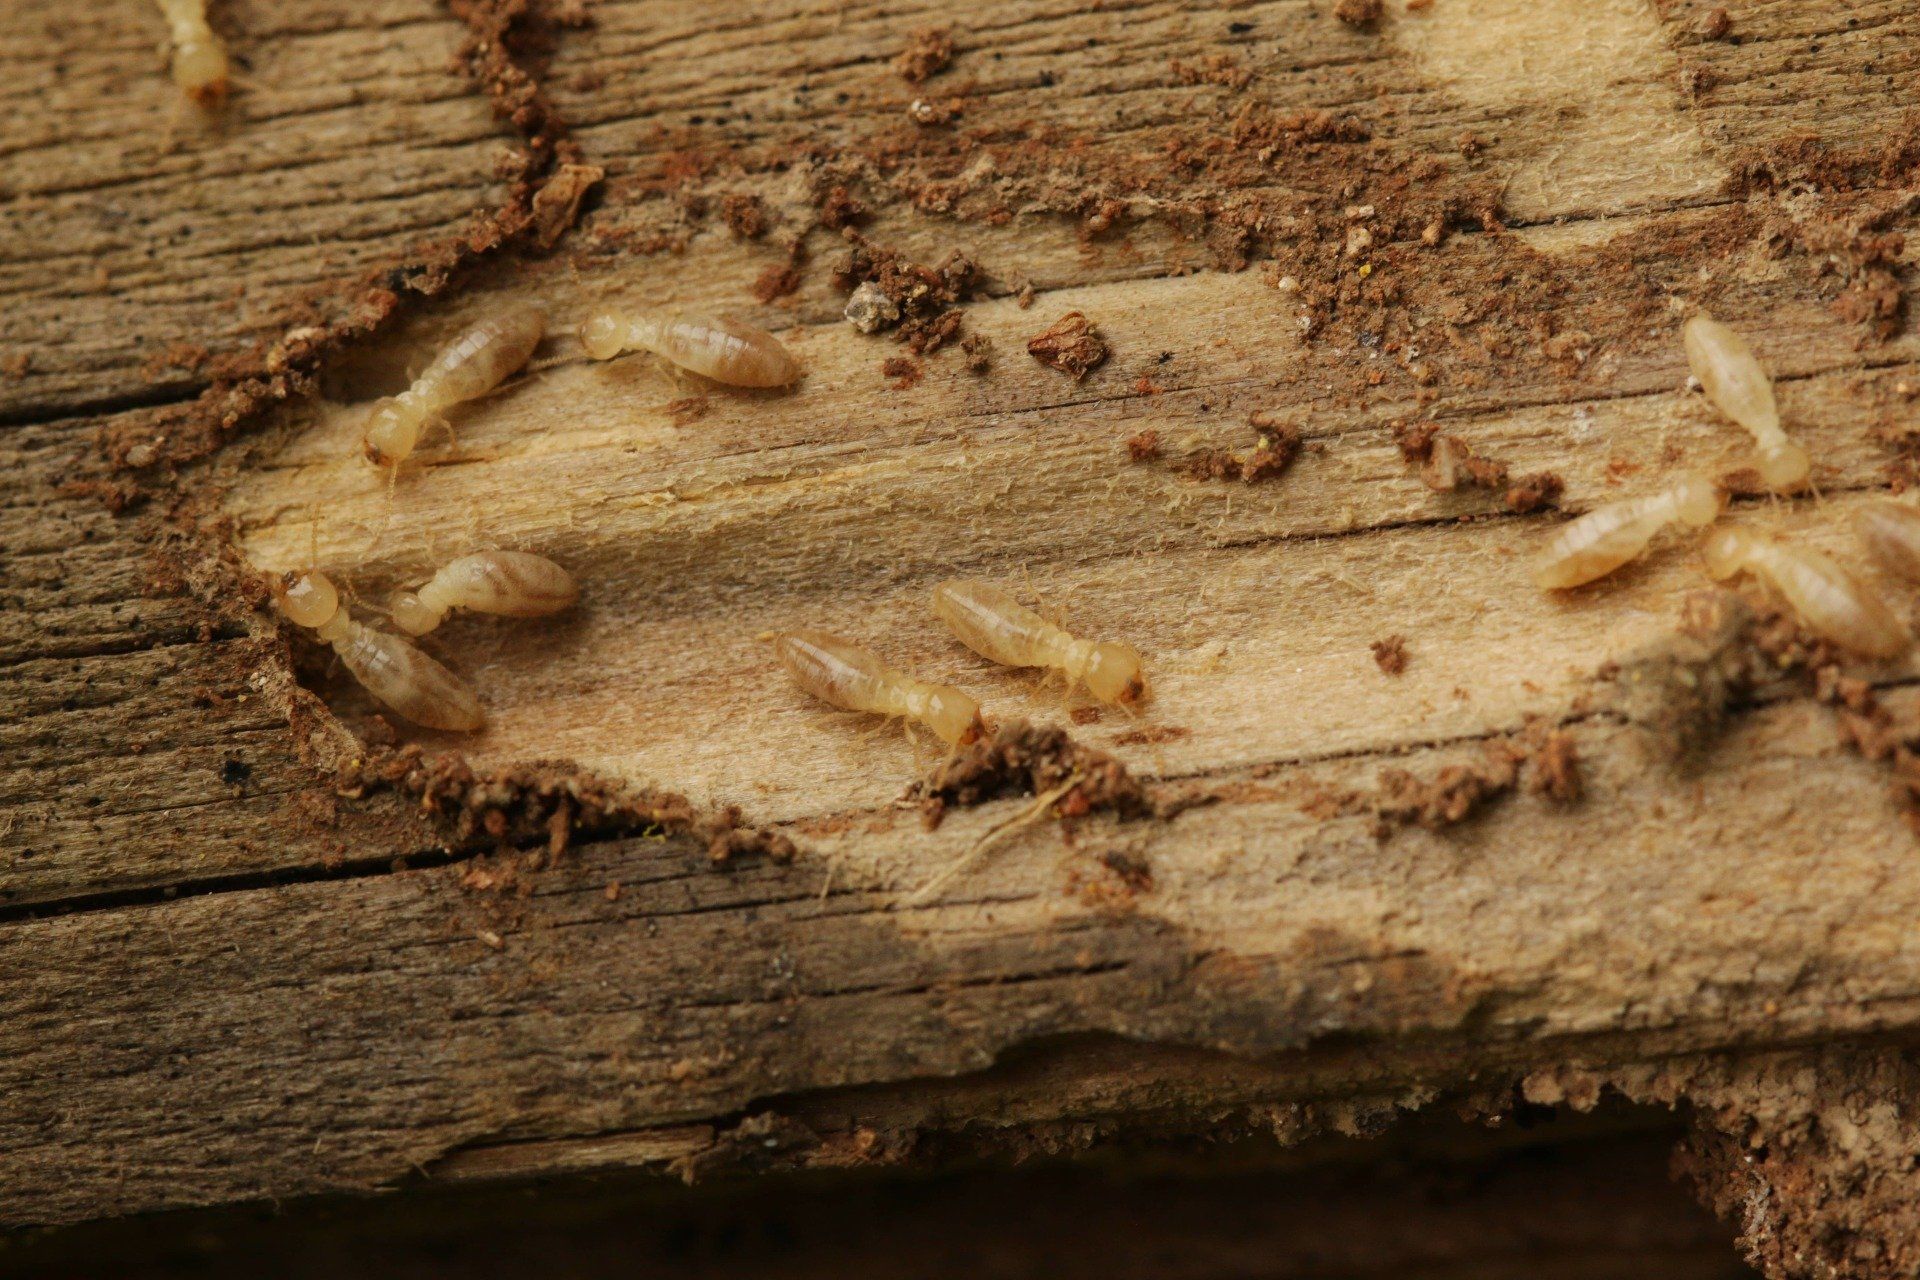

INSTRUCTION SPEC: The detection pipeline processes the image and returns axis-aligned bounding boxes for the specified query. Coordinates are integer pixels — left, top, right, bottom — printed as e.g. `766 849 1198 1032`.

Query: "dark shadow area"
0 1100 1754 1279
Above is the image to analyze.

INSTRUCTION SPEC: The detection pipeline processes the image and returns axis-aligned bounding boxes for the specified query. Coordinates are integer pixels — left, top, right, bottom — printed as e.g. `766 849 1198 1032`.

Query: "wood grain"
3 0 1919 1265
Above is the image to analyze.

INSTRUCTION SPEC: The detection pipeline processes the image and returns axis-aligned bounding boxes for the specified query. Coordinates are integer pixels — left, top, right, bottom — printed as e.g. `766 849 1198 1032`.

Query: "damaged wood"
5 1 1920 1273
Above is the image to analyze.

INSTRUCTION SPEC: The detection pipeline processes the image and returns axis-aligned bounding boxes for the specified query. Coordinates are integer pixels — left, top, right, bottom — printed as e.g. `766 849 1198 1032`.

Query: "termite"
1682 314 1811 491
932 578 1148 706
390 551 579 636
1532 474 1723 589
777 630 984 746
272 569 486 731
1701 526 1909 658
156 0 230 105
363 308 546 468
580 311 800 388
1852 500 1920 582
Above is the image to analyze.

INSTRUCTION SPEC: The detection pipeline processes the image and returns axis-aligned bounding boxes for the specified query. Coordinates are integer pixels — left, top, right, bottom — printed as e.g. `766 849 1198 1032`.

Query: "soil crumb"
1393 421 1562 512
1373 739 1524 832
1372 719 1581 832
719 192 769 240
1175 417 1302 483
1027 311 1108 379
1371 635 1409 675
335 746 796 881
895 27 954 84
1333 0 1383 27
834 233 980 354
913 720 1146 830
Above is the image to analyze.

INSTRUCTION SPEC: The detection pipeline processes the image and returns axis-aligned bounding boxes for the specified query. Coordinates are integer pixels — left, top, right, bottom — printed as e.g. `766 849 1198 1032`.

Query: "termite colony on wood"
1533 314 1917 662
268 305 799 731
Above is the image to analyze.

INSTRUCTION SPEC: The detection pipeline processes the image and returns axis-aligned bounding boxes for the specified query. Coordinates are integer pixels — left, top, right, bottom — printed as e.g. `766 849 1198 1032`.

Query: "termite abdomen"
390 551 578 636
581 311 799 388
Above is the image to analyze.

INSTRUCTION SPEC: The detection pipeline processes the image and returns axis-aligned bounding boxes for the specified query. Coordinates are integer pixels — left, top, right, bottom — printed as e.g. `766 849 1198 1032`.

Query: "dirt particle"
719 192 769 240
1069 706 1102 725
1126 429 1163 462
961 332 993 373
845 281 903 333
895 27 954 84
1027 311 1108 379
1373 738 1524 833
528 162 604 249
219 756 252 786
912 720 1146 830
907 96 964 127
818 185 868 230
1525 723 1582 804
604 880 621 901
882 356 923 388
753 262 803 303
1170 54 1253 91
1333 0 1383 27
1015 282 1036 310
1172 419 1302 483
2 352 30 380
1393 421 1560 512
1371 635 1408 675
1696 7 1731 39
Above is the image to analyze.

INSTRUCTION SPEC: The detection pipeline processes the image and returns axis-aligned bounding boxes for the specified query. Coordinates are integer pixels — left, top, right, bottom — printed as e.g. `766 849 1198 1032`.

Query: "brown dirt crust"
1371 635 1408 675
833 232 981 355
1372 738 1524 832
1660 1046 1920 1280
1695 7 1731 39
1158 415 1304 483
1371 719 1580 832
1728 129 1920 339
719 192 770 239
912 720 1148 830
1333 0 1383 28
1027 312 1108 380
1393 421 1563 512
334 745 793 874
894 27 954 84
1609 587 1920 830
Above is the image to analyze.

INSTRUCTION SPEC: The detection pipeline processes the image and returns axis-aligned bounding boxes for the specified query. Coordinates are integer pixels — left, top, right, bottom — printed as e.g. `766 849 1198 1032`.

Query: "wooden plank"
3 0 1919 1263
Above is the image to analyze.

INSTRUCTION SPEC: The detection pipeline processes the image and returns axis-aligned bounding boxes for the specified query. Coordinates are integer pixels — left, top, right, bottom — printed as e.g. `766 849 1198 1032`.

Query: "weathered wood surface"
4 0 1920 1272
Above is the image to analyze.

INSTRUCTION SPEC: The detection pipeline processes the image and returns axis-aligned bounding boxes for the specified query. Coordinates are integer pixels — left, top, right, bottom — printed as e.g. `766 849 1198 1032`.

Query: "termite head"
1670 474 1725 528
271 569 339 630
1700 526 1755 582
173 41 230 105
1082 641 1148 706
389 590 440 637
925 688 985 747
579 314 627 361
362 399 422 468
1756 439 1811 492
